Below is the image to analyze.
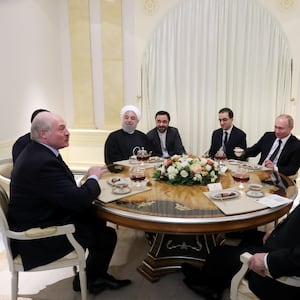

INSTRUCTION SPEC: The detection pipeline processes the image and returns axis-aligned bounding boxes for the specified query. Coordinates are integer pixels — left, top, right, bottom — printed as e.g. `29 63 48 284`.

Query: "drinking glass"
231 166 250 190
214 147 227 165
129 166 146 189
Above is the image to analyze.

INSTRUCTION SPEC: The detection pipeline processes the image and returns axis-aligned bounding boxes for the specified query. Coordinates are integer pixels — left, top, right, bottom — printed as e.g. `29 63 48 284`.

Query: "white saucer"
246 190 264 198
112 187 131 194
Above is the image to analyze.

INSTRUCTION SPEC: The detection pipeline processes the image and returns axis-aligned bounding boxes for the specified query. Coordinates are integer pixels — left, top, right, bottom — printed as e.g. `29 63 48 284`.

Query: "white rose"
181 160 189 168
175 162 183 170
167 165 178 175
180 170 189 178
205 164 212 171
199 157 207 166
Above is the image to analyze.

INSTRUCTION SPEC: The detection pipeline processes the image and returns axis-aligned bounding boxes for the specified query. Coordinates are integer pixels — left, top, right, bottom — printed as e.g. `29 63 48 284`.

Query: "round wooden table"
95 165 297 281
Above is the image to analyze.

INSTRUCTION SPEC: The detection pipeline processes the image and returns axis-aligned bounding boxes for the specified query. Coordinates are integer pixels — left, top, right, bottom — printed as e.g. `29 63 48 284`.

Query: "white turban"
120 105 141 121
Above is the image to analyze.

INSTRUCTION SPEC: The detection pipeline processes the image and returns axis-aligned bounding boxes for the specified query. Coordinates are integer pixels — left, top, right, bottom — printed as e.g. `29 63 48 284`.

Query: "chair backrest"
0 159 13 194
0 184 15 272
0 161 13 179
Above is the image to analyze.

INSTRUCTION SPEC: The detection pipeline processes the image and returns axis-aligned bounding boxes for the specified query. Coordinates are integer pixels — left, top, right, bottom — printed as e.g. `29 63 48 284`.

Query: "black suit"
208 126 247 159
147 126 186 157
8 141 116 281
194 205 300 299
12 132 31 163
245 132 300 176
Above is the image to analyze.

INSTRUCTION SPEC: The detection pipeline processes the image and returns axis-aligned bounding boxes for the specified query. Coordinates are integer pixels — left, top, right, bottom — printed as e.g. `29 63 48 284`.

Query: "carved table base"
137 233 220 282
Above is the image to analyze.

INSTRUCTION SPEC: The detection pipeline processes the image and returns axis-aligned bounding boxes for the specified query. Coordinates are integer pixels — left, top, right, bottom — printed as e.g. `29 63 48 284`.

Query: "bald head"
31 112 70 150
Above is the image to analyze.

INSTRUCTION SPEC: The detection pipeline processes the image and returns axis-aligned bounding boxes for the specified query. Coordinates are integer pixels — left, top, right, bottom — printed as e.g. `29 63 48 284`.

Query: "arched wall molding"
141 0 293 155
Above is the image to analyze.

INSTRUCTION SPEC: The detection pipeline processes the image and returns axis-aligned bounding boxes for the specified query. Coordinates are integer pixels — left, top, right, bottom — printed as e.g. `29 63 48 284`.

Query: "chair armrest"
7 224 75 240
230 251 300 300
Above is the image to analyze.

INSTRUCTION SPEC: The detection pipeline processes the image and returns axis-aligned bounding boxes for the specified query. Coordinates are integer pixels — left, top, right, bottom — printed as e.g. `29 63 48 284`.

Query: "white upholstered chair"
0 159 12 194
0 184 87 300
230 252 300 300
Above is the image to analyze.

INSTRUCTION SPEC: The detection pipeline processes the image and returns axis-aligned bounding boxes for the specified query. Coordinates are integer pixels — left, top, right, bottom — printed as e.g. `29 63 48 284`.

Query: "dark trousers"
199 230 300 299
74 207 117 281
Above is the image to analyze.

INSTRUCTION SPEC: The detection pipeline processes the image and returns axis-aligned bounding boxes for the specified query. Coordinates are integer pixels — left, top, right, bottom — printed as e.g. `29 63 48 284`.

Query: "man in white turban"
104 105 150 172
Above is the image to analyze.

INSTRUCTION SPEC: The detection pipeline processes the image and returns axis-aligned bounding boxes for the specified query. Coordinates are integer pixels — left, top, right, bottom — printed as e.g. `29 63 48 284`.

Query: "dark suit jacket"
12 132 31 163
204 205 300 298
7 141 101 270
244 132 300 176
208 126 247 160
147 126 186 157
248 206 300 298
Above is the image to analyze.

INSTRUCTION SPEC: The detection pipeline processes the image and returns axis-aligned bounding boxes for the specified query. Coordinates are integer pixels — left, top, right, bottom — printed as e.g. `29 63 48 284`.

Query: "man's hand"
248 253 267 277
87 166 107 180
264 159 274 171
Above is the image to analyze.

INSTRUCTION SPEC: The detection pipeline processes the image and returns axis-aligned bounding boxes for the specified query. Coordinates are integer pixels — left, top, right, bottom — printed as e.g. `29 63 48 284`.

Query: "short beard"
122 124 136 134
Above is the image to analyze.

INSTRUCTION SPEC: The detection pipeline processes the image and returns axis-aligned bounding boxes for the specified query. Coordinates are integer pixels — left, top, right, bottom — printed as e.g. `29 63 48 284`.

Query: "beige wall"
1 0 300 169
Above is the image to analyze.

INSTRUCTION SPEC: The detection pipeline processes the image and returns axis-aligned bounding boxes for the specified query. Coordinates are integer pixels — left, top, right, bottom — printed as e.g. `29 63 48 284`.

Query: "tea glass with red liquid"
214 147 227 166
129 166 146 189
232 166 250 190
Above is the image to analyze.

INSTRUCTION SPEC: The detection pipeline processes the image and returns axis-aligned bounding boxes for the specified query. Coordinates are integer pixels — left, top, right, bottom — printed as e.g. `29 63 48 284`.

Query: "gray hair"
277 114 294 128
30 112 52 141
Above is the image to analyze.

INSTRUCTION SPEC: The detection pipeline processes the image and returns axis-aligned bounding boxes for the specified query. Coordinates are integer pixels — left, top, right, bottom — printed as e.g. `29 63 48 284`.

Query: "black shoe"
183 278 220 300
92 274 132 290
73 273 131 294
181 263 202 283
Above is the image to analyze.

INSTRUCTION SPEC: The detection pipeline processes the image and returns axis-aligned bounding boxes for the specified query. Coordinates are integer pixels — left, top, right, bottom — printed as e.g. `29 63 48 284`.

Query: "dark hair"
218 107 233 119
155 110 170 121
30 109 49 123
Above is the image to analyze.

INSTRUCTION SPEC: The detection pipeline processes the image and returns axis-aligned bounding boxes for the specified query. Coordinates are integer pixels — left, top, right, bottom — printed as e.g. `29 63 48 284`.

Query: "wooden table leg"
137 232 220 282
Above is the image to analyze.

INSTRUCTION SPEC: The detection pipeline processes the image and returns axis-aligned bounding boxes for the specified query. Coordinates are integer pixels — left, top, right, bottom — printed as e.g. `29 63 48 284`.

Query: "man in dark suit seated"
147 110 186 158
8 111 131 295
208 108 247 160
181 205 300 300
12 108 49 163
235 114 300 177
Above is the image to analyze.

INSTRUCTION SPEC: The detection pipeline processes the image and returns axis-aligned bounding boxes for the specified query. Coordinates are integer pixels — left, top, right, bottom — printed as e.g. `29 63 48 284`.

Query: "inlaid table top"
94 164 297 234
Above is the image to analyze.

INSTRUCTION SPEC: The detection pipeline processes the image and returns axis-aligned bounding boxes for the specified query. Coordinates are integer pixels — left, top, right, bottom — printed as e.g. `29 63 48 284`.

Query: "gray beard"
122 124 136 134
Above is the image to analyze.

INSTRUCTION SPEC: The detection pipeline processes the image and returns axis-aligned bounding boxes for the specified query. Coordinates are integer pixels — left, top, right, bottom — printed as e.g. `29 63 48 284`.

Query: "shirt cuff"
87 175 99 181
263 253 269 271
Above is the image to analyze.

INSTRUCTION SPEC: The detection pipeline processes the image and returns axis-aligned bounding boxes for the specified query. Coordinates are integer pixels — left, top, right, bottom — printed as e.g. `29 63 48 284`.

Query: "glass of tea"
129 166 146 189
231 166 250 190
214 147 227 165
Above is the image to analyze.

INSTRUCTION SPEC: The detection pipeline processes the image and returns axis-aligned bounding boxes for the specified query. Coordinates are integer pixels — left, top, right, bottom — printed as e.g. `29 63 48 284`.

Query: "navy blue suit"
208 126 247 160
8 141 116 281
245 132 300 176
147 126 186 157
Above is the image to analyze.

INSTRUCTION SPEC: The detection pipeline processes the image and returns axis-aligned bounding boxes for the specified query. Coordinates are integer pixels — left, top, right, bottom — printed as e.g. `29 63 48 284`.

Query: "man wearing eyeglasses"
208 107 247 160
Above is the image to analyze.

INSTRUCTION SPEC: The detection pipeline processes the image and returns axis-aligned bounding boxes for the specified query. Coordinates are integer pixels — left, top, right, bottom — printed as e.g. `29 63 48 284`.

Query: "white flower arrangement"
153 154 220 185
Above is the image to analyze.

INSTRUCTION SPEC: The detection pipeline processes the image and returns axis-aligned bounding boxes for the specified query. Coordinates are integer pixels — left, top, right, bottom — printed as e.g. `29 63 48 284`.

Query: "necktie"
269 139 282 162
223 132 228 149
